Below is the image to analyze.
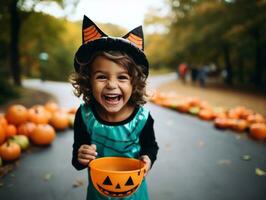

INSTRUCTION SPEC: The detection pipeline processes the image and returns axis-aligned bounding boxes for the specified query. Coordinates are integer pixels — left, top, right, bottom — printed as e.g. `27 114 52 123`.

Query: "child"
71 16 159 200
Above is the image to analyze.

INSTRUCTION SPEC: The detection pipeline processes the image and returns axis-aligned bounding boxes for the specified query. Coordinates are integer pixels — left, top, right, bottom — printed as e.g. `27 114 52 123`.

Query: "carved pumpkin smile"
97 183 139 197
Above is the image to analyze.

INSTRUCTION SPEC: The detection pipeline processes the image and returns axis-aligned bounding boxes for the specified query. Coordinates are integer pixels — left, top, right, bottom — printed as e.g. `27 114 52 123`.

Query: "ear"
123 26 144 50
82 15 107 44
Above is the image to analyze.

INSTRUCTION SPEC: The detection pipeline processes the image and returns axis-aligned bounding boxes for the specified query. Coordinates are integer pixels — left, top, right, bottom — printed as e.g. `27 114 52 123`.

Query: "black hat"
74 15 149 77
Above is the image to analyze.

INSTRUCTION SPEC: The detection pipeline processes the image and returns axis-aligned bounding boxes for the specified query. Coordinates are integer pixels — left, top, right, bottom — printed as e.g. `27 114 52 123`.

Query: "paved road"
1 74 266 200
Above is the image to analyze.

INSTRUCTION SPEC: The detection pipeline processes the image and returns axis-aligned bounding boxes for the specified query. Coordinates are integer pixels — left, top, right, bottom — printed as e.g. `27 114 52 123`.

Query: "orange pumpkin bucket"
89 157 146 198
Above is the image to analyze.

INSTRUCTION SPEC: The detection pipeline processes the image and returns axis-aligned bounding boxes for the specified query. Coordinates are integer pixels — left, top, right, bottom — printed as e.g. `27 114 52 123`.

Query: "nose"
106 79 117 89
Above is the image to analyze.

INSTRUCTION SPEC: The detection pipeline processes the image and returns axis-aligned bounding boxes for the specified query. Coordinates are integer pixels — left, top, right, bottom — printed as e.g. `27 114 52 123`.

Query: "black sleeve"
72 107 91 170
139 114 159 167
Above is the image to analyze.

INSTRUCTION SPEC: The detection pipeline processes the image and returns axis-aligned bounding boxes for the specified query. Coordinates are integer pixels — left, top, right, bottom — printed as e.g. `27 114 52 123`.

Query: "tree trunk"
223 44 233 85
253 29 262 86
237 56 244 83
9 0 21 86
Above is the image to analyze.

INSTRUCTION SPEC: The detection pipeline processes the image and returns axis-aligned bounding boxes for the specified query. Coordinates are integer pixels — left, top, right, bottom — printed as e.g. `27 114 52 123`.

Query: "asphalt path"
0 73 265 200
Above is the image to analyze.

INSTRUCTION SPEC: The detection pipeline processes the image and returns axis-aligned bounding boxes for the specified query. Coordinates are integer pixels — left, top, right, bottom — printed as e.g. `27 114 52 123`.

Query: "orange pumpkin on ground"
49 111 69 130
227 109 240 119
0 141 21 161
214 112 227 119
186 97 202 107
0 125 6 145
213 107 227 119
237 107 254 119
214 118 230 129
17 122 36 137
5 124 17 138
0 114 8 129
230 119 248 133
44 101 59 113
198 109 214 120
231 107 248 119
199 101 212 110
30 124 56 146
176 101 190 113
151 92 168 106
5 105 28 126
28 105 50 124
246 114 265 124
249 123 266 140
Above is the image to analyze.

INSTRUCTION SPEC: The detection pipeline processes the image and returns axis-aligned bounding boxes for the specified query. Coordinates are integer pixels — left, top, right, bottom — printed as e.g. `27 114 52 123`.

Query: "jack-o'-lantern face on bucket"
89 157 146 198
97 175 139 197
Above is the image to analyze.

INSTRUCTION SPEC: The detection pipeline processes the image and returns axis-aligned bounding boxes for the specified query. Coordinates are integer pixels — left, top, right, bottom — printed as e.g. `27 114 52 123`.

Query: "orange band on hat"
127 34 143 49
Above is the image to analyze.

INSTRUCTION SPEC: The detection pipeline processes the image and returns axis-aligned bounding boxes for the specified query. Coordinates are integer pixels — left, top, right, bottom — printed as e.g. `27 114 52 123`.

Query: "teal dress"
80 104 150 200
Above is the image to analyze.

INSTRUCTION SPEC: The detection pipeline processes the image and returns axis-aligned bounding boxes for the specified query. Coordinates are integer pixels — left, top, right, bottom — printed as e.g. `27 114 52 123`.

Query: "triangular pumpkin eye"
103 176 112 185
125 176 134 186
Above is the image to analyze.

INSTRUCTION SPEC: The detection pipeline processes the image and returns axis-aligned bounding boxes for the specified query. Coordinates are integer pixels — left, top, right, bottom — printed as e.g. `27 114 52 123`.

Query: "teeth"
105 94 119 97
104 94 121 101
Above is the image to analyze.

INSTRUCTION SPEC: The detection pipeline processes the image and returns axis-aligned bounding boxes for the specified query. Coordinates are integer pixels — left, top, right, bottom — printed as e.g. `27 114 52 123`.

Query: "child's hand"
78 144 97 166
139 155 151 176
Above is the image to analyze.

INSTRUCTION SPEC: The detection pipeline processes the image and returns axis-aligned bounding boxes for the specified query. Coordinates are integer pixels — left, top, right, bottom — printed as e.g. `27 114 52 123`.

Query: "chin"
104 106 123 114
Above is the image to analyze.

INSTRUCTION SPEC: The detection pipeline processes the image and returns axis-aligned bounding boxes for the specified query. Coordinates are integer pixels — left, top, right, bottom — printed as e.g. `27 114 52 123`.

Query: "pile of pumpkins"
150 91 266 141
0 102 76 165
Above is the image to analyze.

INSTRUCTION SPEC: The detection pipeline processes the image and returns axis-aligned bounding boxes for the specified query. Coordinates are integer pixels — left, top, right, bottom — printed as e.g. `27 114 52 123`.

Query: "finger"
140 155 149 163
78 149 97 157
91 144 97 151
78 158 91 166
142 163 149 177
78 147 97 156
81 144 91 149
141 157 149 163
78 152 97 159
139 156 151 175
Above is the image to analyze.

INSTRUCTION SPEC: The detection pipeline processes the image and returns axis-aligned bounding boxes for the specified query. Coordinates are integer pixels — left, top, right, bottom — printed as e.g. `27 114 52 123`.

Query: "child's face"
90 56 133 115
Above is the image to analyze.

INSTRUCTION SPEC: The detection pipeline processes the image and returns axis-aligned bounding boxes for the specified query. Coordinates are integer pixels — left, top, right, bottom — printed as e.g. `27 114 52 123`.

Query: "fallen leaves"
0 162 19 178
72 178 85 188
42 173 52 181
241 155 251 161
255 168 266 176
217 159 231 165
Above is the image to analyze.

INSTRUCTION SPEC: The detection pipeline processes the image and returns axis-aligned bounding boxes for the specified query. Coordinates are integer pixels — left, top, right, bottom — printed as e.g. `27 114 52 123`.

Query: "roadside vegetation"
1 0 265 104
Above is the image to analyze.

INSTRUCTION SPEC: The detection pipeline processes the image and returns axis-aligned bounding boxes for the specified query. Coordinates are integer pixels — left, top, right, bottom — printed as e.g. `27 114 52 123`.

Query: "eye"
125 176 134 186
118 75 130 80
96 74 107 80
103 176 112 185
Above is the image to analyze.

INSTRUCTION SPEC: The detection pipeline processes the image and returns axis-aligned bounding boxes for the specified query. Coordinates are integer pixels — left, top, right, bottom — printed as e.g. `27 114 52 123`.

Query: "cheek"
122 83 133 94
91 82 103 95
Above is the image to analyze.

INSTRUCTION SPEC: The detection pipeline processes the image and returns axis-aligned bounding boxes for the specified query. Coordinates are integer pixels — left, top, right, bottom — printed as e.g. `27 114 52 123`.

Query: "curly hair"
70 51 148 106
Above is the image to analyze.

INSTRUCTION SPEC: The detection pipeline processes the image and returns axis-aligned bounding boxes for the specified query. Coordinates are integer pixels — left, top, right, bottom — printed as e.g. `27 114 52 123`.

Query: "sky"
34 0 167 30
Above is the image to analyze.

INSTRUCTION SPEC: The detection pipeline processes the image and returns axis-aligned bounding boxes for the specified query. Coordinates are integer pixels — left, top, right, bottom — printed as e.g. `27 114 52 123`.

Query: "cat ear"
82 15 107 44
123 26 144 50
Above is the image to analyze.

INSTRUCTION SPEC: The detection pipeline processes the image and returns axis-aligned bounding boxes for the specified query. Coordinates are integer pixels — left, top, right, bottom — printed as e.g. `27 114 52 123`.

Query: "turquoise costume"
80 104 150 200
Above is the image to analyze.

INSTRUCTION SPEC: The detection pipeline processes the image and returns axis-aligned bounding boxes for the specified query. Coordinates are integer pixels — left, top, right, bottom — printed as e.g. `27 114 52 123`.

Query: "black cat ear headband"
74 15 149 77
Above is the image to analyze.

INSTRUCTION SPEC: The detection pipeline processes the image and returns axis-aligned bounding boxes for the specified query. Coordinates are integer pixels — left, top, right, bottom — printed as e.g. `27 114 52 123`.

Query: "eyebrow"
92 70 129 75
92 70 105 74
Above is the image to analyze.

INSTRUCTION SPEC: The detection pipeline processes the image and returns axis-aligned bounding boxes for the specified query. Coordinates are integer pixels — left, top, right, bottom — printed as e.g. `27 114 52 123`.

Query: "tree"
166 0 266 86
6 0 78 86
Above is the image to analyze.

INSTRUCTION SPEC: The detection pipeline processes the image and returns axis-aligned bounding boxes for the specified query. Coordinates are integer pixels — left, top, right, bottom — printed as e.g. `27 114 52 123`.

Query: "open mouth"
104 94 122 104
97 184 139 197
